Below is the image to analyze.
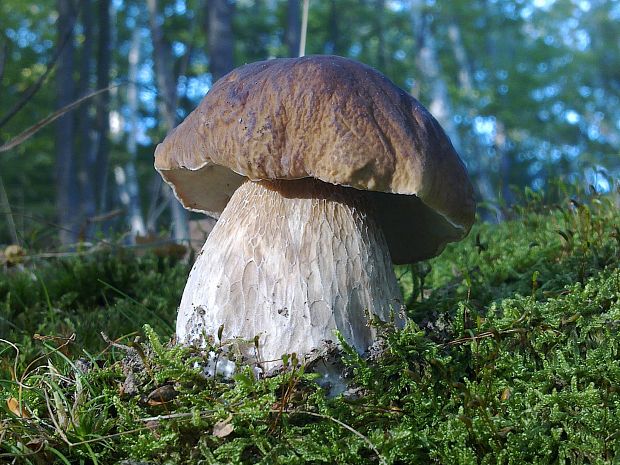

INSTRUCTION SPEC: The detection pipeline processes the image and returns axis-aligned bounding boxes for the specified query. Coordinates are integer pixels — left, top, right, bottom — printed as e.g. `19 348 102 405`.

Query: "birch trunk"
409 0 462 154
115 28 146 240
147 0 188 241
483 3 513 211
447 21 473 93
446 17 497 212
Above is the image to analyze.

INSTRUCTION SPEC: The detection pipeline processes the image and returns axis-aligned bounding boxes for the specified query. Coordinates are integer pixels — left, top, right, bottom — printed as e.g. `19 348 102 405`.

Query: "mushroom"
154 55 475 371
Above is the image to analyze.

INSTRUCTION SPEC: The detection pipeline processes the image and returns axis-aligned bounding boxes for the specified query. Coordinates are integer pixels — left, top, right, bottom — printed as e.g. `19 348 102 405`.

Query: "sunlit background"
0 0 618 246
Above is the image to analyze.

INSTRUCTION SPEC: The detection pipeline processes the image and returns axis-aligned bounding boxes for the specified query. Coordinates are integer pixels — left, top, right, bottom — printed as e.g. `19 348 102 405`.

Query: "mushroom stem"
176 178 404 369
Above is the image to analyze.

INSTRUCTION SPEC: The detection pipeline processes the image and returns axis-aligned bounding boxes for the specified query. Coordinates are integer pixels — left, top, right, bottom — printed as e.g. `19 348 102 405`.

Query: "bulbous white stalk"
176 178 403 370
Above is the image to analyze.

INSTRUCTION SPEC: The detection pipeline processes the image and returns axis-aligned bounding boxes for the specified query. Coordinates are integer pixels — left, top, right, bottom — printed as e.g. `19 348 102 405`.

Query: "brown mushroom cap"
155 55 476 264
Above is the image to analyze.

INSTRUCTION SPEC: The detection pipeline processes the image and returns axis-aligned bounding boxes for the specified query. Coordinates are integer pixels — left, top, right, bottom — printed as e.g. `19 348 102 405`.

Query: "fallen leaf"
7 397 30 418
212 414 234 438
145 420 160 431
25 438 46 452
146 384 178 406
145 420 161 439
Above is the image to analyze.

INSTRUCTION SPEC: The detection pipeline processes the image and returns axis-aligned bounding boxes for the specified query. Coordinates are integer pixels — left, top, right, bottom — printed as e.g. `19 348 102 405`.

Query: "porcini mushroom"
155 55 475 370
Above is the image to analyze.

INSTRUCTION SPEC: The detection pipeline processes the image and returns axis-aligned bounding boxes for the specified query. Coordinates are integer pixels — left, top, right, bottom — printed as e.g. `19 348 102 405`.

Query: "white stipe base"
176 179 404 377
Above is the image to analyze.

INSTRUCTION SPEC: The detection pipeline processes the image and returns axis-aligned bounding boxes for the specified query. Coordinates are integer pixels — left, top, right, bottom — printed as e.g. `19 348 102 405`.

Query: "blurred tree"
234 1 273 62
286 0 301 57
147 0 189 241
114 27 146 240
55 0 79 244
92 0 112 215
409 0 461 150
76 0 96 228
208 0 234 81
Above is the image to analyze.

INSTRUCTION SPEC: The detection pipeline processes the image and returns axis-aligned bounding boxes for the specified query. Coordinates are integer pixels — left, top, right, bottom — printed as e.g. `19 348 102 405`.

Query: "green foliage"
2 0 620 244
0 188 619 464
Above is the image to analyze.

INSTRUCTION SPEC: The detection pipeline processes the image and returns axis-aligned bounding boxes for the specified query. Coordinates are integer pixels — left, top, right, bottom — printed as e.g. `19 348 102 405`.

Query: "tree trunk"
483 3 513 211
55 0 79 245
0 40 7 87
115 28 146 240
147 0 188 241
286 0 301 57
446 16 497 212
409 2 501 218
93 0 111 215
495 121 514 206
447 21 473 93
409 0 462 153
147 0 176 130
208 0 234 82
77 0 96 235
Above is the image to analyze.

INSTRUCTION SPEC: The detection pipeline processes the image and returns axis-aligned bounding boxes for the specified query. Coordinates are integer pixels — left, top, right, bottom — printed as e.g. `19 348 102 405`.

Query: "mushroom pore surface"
176 178 404 368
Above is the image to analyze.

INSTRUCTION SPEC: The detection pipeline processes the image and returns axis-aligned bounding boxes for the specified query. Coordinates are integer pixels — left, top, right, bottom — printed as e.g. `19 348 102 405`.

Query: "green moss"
1 188 619 464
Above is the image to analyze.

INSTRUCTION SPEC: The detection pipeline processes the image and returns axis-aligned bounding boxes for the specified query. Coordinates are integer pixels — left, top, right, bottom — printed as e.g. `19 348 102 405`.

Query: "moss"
1 187 619 464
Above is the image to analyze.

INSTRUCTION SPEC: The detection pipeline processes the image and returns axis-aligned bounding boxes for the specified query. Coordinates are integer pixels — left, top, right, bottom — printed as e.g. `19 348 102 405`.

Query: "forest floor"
1 185 619 464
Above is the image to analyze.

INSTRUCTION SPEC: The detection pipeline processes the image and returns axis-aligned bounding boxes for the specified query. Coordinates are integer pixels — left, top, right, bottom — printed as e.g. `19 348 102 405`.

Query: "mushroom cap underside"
155 55 476 263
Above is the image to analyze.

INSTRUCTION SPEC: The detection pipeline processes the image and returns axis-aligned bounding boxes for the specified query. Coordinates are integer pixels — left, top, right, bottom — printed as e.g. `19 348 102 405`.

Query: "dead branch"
0 84 120 153
0 3 79 130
